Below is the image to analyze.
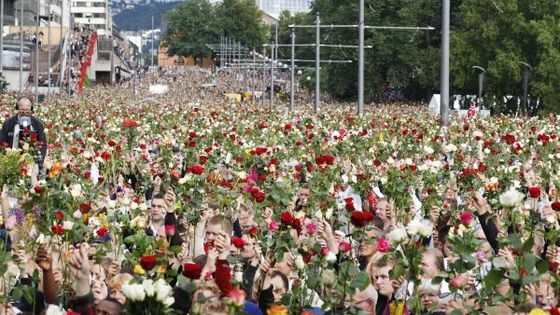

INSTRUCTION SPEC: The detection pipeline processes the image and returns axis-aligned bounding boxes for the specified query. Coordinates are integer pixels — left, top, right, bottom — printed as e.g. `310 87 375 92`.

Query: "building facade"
257 0 311 18
70 0 111 30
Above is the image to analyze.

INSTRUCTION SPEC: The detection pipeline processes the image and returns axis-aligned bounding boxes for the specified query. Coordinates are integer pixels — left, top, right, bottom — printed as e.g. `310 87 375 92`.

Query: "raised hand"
35 245 52 271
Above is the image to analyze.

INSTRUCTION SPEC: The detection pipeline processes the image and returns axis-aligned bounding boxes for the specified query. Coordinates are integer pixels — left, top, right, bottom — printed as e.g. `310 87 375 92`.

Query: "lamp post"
472 66 486 107
519 61 532 115
439 0 450 126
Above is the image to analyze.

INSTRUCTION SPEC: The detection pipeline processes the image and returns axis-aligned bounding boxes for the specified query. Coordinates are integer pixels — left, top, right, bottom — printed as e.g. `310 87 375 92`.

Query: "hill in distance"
113 1 182 31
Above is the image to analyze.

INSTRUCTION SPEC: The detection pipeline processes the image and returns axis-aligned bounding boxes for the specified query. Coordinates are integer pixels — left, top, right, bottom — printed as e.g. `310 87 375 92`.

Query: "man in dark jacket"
0 97 47 163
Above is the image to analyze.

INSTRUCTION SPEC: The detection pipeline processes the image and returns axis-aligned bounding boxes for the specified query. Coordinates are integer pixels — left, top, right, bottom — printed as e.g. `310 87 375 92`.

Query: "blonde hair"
109 273 133 291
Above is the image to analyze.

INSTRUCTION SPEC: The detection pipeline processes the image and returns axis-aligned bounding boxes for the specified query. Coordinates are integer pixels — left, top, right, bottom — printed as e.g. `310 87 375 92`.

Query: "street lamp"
519 61 532 114
472 66 486 108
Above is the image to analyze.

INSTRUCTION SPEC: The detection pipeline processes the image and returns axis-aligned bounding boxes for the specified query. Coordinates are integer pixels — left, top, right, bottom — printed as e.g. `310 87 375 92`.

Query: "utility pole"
357 0 365 115
35 0 40 102
48 1 52 96
440 0 450 126
290 28 295 112
261 47 265 108
19 0 24 93
315 14 320 112
151 16 154 67
270 45 274 108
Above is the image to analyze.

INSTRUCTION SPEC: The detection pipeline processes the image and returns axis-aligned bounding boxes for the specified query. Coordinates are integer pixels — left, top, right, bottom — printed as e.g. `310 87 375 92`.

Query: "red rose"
550 261 559 273
280 211 295 226
551 201 560 211
528 187 541 199
108 140 116 147
478 163 488 173
51 225 64 235
182 262 202 279
255 147 268 155
315 156 326 165
187 165 204 175
122 119 139 128
97 227 108 237
344 197 355 212
350 211 373 227
79 203 91 214
231 237 246 248
254 191 266 203
284 123 292 129
247 227 258 235
199 155 208 164
55 211 64 220
373 159 382 167
33 186 43 194
324 155 335 165
460 212 474 226
139 255 157 271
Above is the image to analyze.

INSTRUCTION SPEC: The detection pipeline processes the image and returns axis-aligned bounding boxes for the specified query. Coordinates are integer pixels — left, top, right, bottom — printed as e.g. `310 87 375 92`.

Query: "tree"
216 0 267 50
163 0 267 59
163 0 221 57
451 0 560 114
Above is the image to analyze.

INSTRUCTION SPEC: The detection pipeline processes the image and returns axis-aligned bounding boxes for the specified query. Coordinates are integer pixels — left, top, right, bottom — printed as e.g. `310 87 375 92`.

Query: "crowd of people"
61 26 95 97
0 66 559 315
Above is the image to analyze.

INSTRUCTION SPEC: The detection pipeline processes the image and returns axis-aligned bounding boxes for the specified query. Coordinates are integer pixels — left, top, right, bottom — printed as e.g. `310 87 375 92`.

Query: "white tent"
428 94 440 115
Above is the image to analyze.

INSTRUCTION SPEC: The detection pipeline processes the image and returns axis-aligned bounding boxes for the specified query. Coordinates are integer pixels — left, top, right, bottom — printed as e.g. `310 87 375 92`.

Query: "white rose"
387 226 408 243
154 278 173 302
499 188 525 208
73 210 82 219
325 251 337 263
445 143 457 152
143 279 155 297
325 208 333 220
130 202 139 210
62 220 74 230
70 184 82 197
139 203 148 211
35 233 46 245
122 283 146 301
424 146 434 155
406 219 431 237
295 255 305 270
163 296 175 307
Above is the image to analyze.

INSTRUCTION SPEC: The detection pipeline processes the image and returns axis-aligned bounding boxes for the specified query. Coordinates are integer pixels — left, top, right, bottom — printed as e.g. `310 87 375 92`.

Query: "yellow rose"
528 309 549 315
133 264 146 275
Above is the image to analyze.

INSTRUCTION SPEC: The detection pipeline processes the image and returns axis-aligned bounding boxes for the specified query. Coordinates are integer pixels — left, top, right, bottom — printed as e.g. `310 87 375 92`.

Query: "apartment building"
70 0 111 31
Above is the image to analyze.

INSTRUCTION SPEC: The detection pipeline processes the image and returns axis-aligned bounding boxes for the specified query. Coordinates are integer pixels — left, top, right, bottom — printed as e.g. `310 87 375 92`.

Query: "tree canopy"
162 0 560 113
163 0 266 58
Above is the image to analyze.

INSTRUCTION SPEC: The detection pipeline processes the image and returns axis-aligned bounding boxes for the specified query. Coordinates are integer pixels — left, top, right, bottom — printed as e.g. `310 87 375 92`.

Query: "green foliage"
451 0 560 114
163 0 266 58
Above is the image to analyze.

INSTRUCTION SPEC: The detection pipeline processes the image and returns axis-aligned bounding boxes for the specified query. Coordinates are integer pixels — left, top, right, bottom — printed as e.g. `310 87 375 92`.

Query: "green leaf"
349 271 370 290
492 257 508 269
483 269 504 289
536 259 549 274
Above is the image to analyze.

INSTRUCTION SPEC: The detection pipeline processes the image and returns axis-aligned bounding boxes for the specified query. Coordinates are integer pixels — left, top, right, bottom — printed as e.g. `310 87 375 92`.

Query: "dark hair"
152 193 166 200
271 271 289 291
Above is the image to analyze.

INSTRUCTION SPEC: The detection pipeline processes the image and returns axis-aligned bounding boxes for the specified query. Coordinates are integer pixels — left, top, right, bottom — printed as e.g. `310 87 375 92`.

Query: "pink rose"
376 237 390 253
338 241 351 253
268 221 279 232
305 223 317 234
320 247 331 255
450 274 468 288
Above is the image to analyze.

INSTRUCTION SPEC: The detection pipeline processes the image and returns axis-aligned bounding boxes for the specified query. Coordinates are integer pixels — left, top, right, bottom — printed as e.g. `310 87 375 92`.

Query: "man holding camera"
0 97 47 163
